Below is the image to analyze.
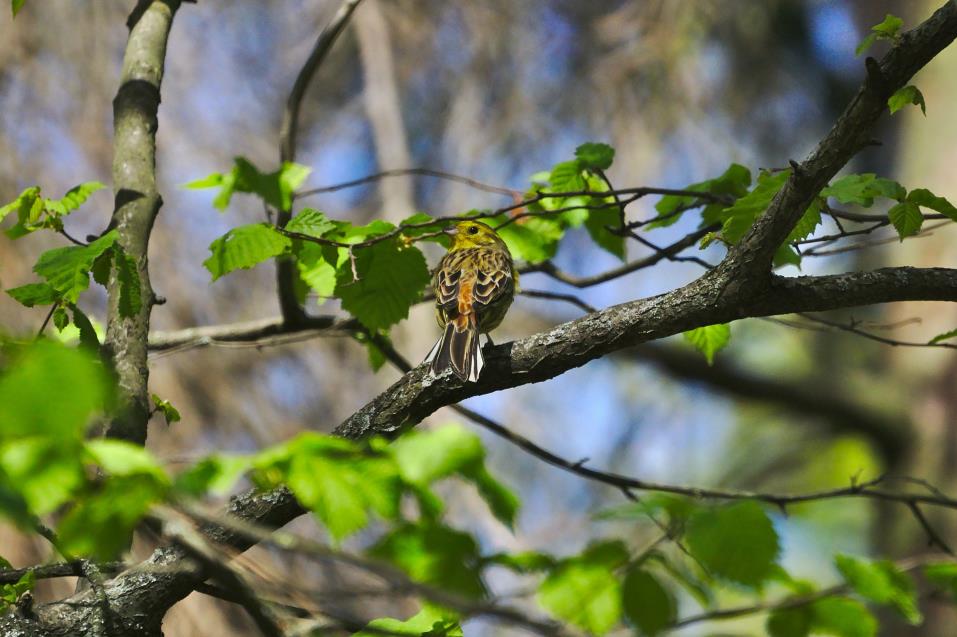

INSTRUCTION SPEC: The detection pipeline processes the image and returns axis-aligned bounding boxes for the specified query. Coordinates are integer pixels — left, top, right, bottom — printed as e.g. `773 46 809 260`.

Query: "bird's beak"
443 226 459 236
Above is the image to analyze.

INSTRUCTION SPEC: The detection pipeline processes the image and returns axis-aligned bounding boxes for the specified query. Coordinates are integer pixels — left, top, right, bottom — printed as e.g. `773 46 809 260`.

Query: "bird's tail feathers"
425 315 483 382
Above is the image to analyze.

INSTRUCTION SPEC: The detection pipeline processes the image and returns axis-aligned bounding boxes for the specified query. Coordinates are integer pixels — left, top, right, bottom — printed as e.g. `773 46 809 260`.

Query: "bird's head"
444 220 507 250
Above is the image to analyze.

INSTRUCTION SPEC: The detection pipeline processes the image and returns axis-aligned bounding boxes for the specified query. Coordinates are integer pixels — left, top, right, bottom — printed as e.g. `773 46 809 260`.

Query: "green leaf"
857 14 903 55
721 169 790 243
392 424 519 527
32 230 119 303
907 188 957 220
151 393 181 425
355 608 463 637
685 501 780 587
871 14 903 37
835 554 921 624
538 541 628 635
855 33 878 57
392 425 485 485
203 223 291 280
335 240 430 332
6 282 59 307
810 597 877 637
115 247 142 318
928 328 957 345
821 174 905 207
84 439 168 484
0 340 111 441
0 438 84 516
887 201 922 239
294 242 337 301
44 181 106 217
186 158 311 211
683 323 731 365
924 561 957 600
494 216 563 264
575 142 615 171
549 160 586 192
52 306 69 331
622 568 675 635
372 522 486 599
767 607 812 637
787 199 822 243
888 85 926 116
482 551 557 573
285 208 334 237
584 204 626 261
69 305 100 349
11 0 26 17
652 163 751 229
774 244 802 268
174 454 250 497
58 475 164 560
0 186 40 225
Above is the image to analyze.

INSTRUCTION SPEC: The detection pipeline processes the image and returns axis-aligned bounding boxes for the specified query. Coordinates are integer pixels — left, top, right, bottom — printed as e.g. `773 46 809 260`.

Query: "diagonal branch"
726 1 957 280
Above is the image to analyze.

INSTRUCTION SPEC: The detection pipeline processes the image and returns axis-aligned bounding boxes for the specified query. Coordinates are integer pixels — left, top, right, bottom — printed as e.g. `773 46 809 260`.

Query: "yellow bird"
424 220 517 382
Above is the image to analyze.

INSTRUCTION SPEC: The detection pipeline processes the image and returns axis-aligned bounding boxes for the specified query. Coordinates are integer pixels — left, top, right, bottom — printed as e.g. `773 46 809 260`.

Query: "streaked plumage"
424 221 517 382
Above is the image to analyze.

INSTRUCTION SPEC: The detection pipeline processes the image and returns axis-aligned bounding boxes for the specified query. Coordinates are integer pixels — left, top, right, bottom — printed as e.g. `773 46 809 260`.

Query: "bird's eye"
468 226 479 235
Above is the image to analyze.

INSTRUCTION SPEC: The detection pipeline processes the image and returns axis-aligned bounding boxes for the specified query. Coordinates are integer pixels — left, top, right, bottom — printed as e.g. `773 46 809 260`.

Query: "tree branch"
100 0 182 444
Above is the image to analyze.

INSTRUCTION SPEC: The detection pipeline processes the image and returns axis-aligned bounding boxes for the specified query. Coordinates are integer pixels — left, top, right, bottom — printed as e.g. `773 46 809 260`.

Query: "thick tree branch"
100 0 181 444
726 1 957 280
335 266 957 440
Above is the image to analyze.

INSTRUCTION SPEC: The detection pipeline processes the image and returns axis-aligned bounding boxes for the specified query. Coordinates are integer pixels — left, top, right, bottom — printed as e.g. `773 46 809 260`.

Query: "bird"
424 220 517 382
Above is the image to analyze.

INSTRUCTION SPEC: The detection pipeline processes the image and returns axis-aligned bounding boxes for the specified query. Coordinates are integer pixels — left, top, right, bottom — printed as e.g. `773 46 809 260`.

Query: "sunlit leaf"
888 85 926 116
203 223 291 280
683 323 731 365
685 501 780 586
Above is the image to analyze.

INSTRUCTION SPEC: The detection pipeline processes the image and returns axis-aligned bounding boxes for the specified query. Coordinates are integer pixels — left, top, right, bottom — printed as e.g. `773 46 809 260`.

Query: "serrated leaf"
887 201 922 239
774 244 802 268
151 393 181 425
115 247 141 318
549 160 586 192
538 541 628 635
721 169 790 243
787 199 822 243
186 158 311 211
888 85 926 116
32 230 119 303
907 188 957 220
203 223 291 280
683 323 731 365
835 554 921 624
372 522 486 599
929 328 957 345
872 13 903 38
0 186 40 224
285 208 334 237
822 174 907 207
44 181 105 217
69 305 100 349
685 501 780 586
652 163 751 230
811 597 877 637
294 243 337 301
335 240 429 332
575 142 615 171
622 568 675 635
52 307 69 331
6 282 59 307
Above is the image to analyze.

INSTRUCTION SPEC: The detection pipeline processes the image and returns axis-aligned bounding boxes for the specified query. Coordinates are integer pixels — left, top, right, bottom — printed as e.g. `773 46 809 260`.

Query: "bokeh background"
1 1 955 634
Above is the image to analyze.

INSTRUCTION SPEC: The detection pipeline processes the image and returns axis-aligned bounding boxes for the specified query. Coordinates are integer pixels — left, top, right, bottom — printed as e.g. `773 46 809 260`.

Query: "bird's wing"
471 250 514 309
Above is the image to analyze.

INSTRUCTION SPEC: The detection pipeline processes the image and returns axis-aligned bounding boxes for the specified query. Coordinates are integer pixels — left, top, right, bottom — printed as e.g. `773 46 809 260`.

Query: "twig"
297 167 520 199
